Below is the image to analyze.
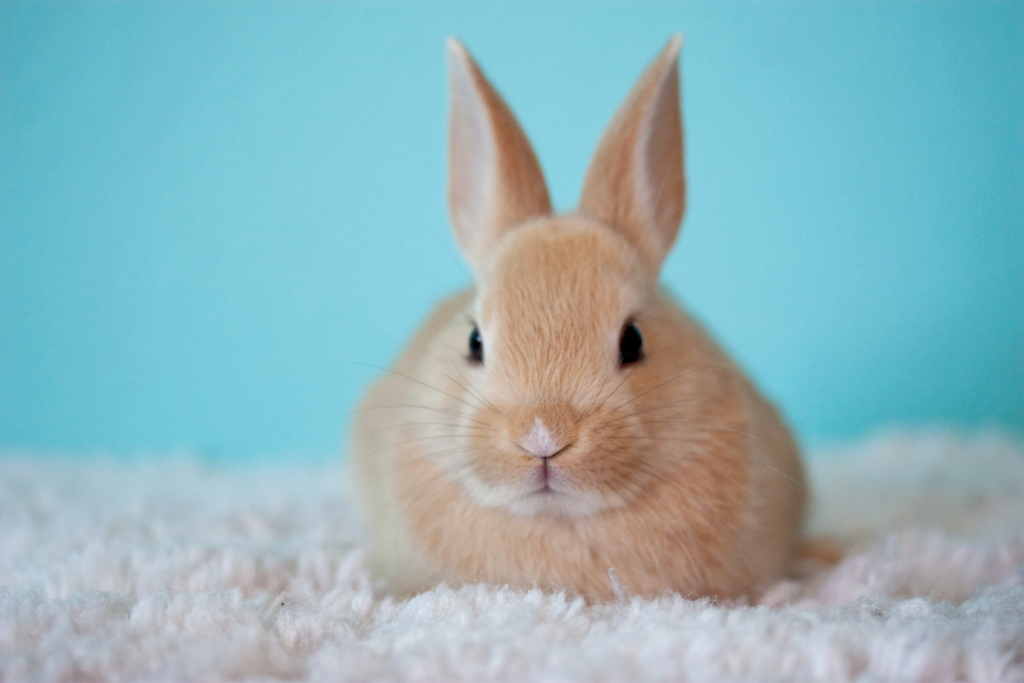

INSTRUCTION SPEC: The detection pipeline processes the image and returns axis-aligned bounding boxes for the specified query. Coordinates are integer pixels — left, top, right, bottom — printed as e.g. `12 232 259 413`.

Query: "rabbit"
349 36 807 601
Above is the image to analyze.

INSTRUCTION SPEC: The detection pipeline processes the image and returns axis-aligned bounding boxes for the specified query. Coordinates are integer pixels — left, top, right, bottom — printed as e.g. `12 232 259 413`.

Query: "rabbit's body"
350 38 806 600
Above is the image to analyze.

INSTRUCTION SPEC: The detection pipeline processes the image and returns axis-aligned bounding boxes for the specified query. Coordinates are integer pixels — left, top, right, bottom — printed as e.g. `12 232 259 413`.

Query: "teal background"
1 1 1022 458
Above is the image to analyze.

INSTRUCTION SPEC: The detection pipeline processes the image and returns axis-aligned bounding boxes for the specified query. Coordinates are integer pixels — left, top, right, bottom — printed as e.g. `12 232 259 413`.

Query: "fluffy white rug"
1 430 1023 682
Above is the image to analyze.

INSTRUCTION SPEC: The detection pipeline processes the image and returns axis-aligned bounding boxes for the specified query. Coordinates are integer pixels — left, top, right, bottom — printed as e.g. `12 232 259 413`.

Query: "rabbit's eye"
619 323 643 366
468 326 484 364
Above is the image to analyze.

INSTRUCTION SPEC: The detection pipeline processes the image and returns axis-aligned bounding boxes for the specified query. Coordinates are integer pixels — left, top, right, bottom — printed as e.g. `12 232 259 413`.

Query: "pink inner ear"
577 36 684 277
521 417 561 458
448 44 497 255
446 39 552 274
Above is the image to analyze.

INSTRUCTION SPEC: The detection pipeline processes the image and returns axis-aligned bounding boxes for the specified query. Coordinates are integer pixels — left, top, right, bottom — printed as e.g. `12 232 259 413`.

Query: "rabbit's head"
442 38 711 519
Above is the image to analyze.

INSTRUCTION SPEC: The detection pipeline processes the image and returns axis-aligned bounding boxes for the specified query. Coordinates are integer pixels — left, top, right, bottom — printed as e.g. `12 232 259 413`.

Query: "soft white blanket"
1 430 1022 681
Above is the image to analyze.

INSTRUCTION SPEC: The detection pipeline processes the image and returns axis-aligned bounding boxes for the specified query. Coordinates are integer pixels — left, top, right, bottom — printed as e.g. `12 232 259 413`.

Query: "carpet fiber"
2 431 1023 681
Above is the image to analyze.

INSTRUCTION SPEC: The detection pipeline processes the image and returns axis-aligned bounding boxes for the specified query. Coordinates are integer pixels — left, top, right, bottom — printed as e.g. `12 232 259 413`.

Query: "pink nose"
519 417 565 459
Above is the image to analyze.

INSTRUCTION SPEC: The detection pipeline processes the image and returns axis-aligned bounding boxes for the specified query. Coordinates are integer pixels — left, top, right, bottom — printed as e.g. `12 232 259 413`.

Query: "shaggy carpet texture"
1 430 1023 682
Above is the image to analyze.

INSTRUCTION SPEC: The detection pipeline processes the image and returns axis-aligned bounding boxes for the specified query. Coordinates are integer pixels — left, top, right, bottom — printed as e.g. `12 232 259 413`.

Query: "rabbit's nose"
519 417 567 459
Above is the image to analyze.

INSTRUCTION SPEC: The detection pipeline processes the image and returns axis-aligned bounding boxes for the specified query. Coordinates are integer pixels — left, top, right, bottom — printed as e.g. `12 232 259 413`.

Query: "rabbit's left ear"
447 39 552 273
578 36 685 277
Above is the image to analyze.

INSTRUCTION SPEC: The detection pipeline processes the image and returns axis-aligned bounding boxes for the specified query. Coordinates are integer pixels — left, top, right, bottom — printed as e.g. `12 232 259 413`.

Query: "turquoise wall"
2 1 1021 457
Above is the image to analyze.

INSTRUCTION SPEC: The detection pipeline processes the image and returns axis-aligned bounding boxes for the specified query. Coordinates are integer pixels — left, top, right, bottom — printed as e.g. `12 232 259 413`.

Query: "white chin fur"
504 490 608 518
458 470 609 518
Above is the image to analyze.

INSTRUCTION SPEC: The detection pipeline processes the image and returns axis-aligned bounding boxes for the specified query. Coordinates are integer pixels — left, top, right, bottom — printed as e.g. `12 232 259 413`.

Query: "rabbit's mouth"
507 488 588 518
530 456 569 495
501 465 609 518
538 458 554 489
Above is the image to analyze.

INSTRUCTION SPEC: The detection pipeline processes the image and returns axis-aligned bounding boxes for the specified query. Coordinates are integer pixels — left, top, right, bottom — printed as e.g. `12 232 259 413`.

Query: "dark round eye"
468 326 484 364
619 323 643 366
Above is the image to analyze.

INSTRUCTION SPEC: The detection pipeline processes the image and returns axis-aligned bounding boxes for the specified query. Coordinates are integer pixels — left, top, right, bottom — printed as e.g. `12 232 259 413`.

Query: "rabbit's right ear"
447 39 552 273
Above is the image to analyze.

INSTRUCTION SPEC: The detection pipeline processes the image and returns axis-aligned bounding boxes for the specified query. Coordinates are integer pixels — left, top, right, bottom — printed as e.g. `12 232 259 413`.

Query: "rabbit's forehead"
477 217 645 333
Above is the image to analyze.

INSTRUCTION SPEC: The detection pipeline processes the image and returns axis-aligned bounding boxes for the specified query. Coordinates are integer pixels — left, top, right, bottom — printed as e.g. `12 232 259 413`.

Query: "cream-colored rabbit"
350 37 806 601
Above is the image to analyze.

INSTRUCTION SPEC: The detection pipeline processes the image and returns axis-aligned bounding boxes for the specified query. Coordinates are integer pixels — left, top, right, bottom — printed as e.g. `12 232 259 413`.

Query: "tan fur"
349 38 806 601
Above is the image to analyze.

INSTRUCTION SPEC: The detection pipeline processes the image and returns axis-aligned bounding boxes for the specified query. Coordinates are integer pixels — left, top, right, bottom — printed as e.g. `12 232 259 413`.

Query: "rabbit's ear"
448 39 552 272
578 36 685 276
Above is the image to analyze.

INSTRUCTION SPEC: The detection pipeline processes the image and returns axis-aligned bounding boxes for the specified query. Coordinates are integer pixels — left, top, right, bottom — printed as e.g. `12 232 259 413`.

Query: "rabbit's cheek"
458 442 535 492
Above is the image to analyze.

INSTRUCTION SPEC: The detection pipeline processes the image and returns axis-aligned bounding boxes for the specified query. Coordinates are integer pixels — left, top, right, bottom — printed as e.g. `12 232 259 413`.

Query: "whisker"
594 400 700 430
361 459 475 520
355 436 482 462
346 401 484 427
447 355 504 417
388 461 483 520
362 420 497 438
348 444 483 494
609 364 734 414
392 402 494 428
584 367 636 419
760 461 805 489
607 428 752 445
347 361 488 416
628 445 761 502
632 434 805 495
